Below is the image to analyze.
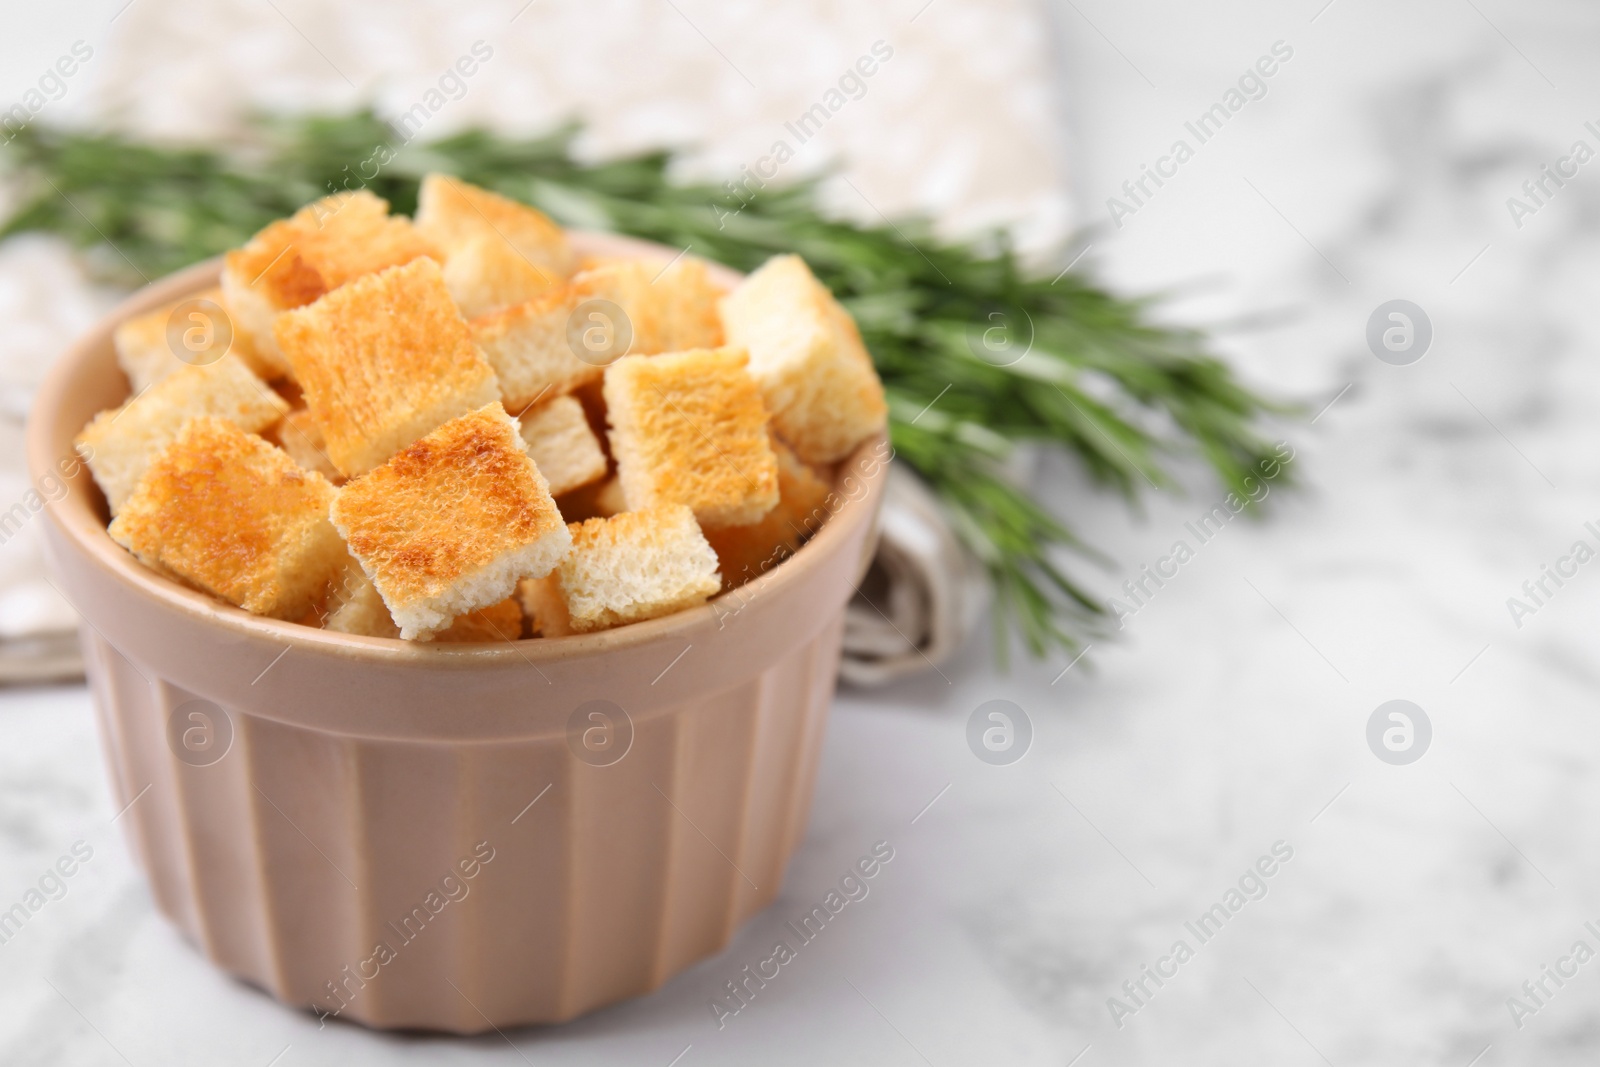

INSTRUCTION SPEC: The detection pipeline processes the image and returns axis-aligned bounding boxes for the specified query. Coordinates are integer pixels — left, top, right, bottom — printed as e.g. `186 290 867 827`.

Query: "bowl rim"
25 232 889 670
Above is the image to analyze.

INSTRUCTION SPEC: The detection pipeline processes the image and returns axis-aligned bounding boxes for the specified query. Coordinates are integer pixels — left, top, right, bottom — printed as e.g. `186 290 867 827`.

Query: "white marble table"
5 1 1600 1064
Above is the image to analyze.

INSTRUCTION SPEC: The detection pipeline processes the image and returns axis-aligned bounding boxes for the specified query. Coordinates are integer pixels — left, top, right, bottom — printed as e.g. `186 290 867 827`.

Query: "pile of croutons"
76 177 887 642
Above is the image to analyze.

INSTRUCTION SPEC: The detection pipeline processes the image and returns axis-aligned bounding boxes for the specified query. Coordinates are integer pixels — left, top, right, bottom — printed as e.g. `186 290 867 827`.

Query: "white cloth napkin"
841 466 988 686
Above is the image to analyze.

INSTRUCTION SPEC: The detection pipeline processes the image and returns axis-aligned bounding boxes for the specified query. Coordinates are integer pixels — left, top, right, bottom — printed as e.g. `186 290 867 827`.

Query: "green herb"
0 111 1293 660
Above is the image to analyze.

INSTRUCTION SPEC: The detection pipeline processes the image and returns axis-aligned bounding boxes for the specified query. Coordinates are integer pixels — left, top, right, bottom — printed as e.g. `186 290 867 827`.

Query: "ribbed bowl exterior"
77 614 845 1030
28 246 888 1032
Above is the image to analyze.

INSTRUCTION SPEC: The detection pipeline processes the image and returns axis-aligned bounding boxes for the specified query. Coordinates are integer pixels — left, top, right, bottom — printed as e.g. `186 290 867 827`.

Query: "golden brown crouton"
273 408 342 483
718 254 887 464
652 257 725 352
331 402 571 641
433 597 525 642
275 257 500 477
322 560 400 638
518 395 607 497
221 191 439 376
603 347 779 529
468 260 662 413
108 417 345 620
529 505 720 634
703 436 832 589
113 287 272 390
76 354 290 514
415 175 573 317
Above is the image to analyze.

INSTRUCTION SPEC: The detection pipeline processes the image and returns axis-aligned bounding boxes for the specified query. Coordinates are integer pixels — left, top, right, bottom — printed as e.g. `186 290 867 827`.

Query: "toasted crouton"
274 408 342 483
323 561 400 638
439 235 566 319
113 287 272 391
516 575 571 637
519 396 607 497
221 191 439 376
108 417 345 619
331 403 571 641
603 347 779 529
530 505 720 634
718 254 887 464
704 437 832 589
415 175 573 317
76 354 289 514
469 260 662 412
652 257 725 352
433 597 525 642
276 257 500 477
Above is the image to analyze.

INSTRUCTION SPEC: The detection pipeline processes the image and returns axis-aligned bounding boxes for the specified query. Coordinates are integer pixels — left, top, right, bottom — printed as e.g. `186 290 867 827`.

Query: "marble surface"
5 0 1600 1064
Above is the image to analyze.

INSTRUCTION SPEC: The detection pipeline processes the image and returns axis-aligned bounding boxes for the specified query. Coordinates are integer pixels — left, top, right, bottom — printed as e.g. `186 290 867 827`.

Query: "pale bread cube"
108 417 345 620
113 287 272 390
415 175 573 317
718 254 887 464
76 353 289 514
469 260 662 413
603 347 779 529
323 562 400 638
221 191 439 376
703 436 832 589
518 396 607 497
415 175 572 272
275 257 500 477
524 505 720 635
331 403 571 641
275 408 342 483
440 235 565 319
652 257 725 352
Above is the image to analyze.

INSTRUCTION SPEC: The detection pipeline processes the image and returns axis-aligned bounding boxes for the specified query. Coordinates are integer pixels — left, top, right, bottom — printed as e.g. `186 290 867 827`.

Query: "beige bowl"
25 234 888 1032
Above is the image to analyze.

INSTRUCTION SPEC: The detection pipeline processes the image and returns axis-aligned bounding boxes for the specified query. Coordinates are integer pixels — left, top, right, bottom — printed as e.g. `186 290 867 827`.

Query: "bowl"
24 232 889 1032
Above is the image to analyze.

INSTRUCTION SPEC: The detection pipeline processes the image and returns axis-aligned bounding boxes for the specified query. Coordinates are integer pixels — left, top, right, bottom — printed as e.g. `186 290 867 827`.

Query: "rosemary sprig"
0 112 1293 659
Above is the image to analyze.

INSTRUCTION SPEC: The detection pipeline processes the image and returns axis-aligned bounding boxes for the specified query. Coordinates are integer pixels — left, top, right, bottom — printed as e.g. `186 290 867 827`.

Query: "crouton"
76 354 289 514
273 408 342 483
108 417 345 620
603 347 779 529
531 505 720 634
519 395 607 497
221 191 439 376
703 437 832 589
113 287 271 391
652 257 725 352
516 575 571 637
438 235 565 319
433 597 525 642
469 260 661 413
322 560 400 638
276 257 500 477
415 175 573 317
718 254 887 464
415 175 572 275
331 403 571 641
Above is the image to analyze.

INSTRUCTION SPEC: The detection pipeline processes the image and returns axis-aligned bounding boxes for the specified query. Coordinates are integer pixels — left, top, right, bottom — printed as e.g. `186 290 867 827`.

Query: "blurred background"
4 1 1600 1064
